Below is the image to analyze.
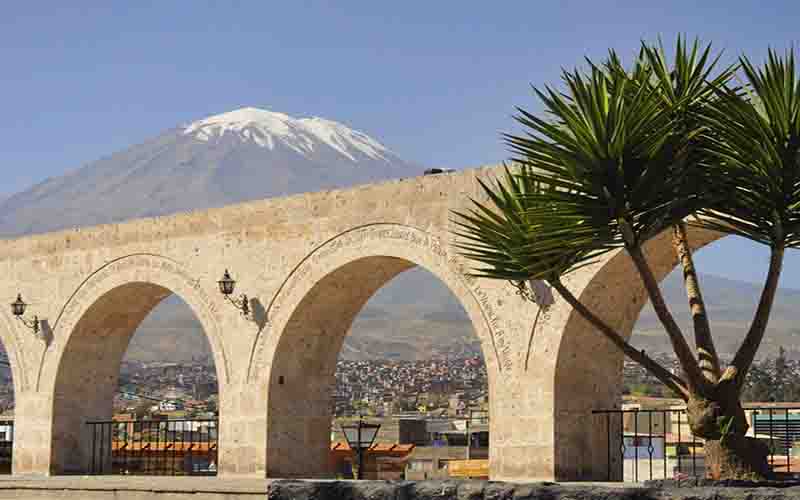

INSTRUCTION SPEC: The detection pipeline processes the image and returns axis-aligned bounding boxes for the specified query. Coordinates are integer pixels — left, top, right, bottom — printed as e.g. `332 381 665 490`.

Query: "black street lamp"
10 294 39 335
340 416 381 480
218 269 250 317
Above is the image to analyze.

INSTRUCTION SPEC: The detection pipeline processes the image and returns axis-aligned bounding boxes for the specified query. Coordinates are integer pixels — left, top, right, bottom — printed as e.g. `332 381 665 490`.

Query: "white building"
158 400 183 412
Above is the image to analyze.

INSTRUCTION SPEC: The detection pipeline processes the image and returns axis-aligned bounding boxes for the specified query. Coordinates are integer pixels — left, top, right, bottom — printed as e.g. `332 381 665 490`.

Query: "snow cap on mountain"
183 107 391 162
0 105 417 239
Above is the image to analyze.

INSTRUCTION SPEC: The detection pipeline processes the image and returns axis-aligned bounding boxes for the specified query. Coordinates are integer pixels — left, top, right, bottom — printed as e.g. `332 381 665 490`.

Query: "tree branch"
550 279 690 400
672 223 721 383
627 245 707 394
728 245 785 391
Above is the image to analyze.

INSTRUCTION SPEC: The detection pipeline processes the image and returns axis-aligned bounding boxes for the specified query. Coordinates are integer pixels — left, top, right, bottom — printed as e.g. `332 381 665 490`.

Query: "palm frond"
694 48 800 248
453 38 730 282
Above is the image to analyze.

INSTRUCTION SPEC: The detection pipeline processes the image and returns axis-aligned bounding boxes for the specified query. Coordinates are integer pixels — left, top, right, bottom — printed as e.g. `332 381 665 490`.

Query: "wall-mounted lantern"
10 294 39 335
218 269 250 317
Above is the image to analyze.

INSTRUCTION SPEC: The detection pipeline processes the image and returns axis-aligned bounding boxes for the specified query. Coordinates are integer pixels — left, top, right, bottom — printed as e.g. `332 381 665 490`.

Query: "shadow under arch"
551 225 724 480
258 224 498 478
39 255 229 474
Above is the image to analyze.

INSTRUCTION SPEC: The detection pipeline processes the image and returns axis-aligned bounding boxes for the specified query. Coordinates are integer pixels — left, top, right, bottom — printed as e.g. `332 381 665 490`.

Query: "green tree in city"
782 356 800 402
453 38 800 479
741 347 800 402
741 361 774 402
132 400 153 420
773 347 790 401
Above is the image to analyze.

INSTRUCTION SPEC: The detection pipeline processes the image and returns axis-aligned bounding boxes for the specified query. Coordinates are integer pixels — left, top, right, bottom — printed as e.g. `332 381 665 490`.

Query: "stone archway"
545 226 724 479
36 254 229 474
255 224 502 478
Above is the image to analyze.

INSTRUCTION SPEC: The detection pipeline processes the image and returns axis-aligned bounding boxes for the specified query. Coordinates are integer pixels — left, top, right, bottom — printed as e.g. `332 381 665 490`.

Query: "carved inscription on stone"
252 224 514 381
48 254 228 388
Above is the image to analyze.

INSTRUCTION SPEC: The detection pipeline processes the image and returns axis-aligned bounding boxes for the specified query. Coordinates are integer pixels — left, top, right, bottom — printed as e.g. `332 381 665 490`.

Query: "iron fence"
593 407 800 482
86 419 217 476
0 420 12 475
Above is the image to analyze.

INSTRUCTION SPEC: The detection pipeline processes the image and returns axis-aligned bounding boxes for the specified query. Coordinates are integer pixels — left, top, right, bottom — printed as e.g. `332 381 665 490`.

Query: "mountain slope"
132 268 800 363
132 266 481 363
633 272 800 360
0 107 417 237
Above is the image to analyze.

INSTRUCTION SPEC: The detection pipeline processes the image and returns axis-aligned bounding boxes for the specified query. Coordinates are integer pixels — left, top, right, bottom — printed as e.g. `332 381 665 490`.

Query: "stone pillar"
44 283 170 475
263 256 415 479
265 372 335 479
15 367 120 476
485 371 554 481
481 349 623 481
50 354 121 474
532 284 629 482
12 391 53 475
216 382 267 478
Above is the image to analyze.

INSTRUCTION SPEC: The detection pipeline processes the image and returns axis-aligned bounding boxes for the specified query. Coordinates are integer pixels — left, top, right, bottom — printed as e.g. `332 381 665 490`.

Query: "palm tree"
453 39 800 480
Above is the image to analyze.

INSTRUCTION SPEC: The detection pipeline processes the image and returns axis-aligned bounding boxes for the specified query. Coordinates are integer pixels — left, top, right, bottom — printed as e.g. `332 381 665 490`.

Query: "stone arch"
550 226 724 479
256 223 501 478
39 254 229 474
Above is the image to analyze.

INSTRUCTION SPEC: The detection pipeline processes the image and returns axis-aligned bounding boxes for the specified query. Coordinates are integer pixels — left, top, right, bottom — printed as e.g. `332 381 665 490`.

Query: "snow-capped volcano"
0 107 419 237
184 107 391 162
0 108 477 367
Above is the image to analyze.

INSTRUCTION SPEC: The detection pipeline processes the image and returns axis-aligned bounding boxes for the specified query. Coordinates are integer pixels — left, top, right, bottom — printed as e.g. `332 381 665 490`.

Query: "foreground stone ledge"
267 480 800 500
2 478 800 500
267 480 647 500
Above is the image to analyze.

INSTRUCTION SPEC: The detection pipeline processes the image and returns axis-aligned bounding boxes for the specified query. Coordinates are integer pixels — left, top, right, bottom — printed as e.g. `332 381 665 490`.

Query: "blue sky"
1 1 799 285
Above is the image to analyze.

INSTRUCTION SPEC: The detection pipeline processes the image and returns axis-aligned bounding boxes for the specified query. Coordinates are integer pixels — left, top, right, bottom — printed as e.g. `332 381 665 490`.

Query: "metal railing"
0 420 12 475
86 419 217 476
593 407 800 482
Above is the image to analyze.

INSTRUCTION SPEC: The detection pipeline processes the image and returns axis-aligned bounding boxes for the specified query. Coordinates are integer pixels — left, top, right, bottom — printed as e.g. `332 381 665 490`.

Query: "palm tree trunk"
728 245 785 391
681 245 783 481
627 245 707 393
550 279 689 399
704 434 771 480
672 223 721 383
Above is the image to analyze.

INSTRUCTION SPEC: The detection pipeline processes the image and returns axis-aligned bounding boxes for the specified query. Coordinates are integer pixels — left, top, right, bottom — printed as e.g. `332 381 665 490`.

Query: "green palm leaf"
454 38 729 283
695 49 800 248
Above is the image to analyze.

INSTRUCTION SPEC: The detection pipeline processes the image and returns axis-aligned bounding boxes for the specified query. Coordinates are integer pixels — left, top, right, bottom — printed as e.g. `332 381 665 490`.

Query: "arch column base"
216 386 267 478
12 391 53 476
491 446 555 482
487 387 558 482
490 409 614 482
555 408 618 481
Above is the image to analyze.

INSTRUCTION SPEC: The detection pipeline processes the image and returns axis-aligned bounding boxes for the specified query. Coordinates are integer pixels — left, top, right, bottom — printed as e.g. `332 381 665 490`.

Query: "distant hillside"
341 268 482 360
129 267 482 363
633 272 800 360
128 268 800 364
